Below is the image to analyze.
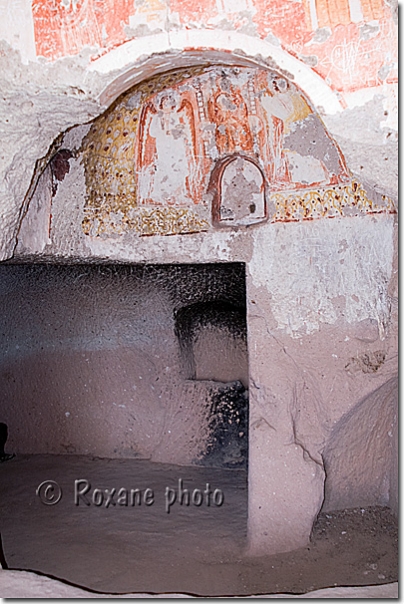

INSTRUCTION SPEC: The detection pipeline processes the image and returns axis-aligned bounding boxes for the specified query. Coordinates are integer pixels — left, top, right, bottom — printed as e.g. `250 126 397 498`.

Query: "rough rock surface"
0 2 397 560
322 376 398 514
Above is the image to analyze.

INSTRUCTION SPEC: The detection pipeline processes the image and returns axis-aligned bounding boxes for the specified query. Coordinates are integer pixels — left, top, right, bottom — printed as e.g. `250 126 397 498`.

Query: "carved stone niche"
210 154 267 227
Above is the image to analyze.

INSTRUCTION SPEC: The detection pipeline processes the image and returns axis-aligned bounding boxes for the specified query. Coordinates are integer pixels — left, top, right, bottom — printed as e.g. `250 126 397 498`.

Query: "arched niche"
90 32 343 115
211 155 267 226
77 64 355 238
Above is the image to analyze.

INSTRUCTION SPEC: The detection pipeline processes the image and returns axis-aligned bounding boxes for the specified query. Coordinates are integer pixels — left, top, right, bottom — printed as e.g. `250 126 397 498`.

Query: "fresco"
80 65 394 238
270 180 396 222
82 67 210 237
30 0 397 95
136 90 204 207
32 0 133 60
170 0 397 93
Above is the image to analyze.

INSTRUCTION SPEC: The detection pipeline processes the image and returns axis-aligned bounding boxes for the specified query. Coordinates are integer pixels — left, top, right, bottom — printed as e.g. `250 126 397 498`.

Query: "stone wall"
0 0 397 557
322 376 398 514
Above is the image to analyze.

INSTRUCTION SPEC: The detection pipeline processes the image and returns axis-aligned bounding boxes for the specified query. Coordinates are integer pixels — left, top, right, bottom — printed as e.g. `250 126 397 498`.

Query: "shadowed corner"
0 533 8 570
0 422 15 463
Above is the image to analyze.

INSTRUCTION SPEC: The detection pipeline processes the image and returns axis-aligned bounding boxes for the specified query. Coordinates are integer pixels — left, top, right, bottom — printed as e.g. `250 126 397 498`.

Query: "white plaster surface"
15 165 52 253
0 47 104 262
250 216 394 338
0 0 36 64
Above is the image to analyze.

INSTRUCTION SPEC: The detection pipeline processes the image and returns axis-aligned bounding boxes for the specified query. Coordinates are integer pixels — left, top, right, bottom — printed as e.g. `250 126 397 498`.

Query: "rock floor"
0 455 398 597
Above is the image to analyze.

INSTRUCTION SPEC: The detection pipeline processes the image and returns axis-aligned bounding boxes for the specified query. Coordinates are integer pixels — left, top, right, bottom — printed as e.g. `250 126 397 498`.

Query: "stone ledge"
0 569 398 599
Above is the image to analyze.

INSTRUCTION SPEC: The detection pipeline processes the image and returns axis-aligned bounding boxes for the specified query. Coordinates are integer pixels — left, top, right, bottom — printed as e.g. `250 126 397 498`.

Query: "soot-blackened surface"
201 381 248 469
171 266 248 468
174 299 247 379
174 300 246 345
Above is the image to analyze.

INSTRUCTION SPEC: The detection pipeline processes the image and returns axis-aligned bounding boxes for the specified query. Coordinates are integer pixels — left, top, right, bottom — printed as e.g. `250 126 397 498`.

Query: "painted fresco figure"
136 91 200 206
259 77 294 183
208 87 254 156
259 75 329 187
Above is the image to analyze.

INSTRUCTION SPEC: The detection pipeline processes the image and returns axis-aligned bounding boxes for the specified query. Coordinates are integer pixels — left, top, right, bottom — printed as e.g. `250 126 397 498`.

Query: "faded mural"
81 65 395 237
30 0 397 95
32 0 134 60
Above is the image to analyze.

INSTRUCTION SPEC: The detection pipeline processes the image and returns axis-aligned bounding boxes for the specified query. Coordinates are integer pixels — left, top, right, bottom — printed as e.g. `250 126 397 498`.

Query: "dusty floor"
0 455 398 597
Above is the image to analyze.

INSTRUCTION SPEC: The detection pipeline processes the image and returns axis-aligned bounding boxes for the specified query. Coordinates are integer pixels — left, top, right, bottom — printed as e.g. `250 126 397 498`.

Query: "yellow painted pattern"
286 92 312 132
81 66 206 236
82 206 209 237
270 180 396 222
